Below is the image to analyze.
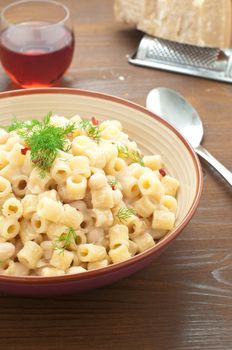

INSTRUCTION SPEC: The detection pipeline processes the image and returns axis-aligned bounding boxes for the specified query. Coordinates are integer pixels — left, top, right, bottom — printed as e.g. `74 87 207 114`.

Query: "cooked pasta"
0 113 179 276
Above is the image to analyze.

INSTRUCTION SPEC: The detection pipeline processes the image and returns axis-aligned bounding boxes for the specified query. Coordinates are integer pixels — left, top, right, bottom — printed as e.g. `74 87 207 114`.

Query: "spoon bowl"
146 87 204 149
146 87 232 187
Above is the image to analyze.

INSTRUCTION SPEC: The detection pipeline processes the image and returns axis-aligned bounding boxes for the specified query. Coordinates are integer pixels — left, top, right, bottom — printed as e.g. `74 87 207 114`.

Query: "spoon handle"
195 145 232 187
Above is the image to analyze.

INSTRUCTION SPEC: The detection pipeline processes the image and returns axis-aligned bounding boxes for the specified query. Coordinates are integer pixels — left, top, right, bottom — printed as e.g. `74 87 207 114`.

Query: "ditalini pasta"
0 113 179 276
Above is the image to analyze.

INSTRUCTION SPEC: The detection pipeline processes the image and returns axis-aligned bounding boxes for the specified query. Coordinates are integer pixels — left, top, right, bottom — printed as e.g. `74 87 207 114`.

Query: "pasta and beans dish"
0 113 179 277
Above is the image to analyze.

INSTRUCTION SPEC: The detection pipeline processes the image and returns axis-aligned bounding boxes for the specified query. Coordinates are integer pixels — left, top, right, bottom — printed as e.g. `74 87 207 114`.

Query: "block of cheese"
114 0 232 48
114 0 145 25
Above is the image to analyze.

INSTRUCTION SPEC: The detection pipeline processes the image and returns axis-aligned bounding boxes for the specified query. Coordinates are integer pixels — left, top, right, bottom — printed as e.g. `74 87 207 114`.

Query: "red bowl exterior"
0 88 203 297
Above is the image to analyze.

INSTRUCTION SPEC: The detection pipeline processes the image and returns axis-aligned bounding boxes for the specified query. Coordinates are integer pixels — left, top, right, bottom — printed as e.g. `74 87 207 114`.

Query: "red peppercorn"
159 168 167 177
20 147 30 155
32 158 42 164
91 117 99 125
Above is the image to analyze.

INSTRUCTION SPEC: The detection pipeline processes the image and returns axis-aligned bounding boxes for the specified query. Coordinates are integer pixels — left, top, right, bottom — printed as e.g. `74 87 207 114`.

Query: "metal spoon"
146 87 232 187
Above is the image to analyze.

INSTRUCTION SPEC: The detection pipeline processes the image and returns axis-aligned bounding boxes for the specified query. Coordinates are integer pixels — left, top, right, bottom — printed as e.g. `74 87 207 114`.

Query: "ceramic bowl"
0 88 203 296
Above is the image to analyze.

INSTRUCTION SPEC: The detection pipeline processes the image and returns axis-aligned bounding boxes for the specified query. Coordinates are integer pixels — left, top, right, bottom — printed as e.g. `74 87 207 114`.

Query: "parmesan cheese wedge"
114 0 232 48
114 0 145 25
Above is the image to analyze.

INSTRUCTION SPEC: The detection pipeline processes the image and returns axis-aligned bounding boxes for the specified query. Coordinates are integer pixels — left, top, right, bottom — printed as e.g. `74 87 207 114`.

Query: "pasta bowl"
0 88 203 296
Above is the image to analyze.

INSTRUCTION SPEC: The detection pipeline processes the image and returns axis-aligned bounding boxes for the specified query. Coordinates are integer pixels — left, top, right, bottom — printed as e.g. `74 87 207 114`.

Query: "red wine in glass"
0 22 75 88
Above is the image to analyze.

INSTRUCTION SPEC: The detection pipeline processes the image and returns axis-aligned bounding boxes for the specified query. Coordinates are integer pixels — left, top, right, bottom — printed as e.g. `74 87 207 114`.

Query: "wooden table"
0 1 231 349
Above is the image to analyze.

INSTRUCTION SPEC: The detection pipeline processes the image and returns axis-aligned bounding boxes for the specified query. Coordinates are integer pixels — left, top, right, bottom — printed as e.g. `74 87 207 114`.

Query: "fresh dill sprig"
107 177 117 188
53 227 78 254
2 118 41 133
3 112 76 177
130 150 144 166
79 119 101 142
117 144 130 158
25 114 75 176
116 207 136 223
79 119 91 130
117 144 144 166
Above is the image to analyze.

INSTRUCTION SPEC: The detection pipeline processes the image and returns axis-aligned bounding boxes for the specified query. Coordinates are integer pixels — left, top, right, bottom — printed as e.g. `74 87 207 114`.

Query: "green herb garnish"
3 112 76 177
3 118 41 133
116 207 136 223
117 144 144 166
53 227 78 254
130 150 144 166
107 177 117 188
117 144 130 158
79 119 101 142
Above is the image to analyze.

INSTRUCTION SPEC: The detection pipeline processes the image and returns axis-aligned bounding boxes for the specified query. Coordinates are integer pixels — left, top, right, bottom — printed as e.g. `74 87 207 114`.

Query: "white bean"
0 242 15 261
67 266 87 274
0 129 9 144
88 173 107 190
112 189 123 206
69 200 87 211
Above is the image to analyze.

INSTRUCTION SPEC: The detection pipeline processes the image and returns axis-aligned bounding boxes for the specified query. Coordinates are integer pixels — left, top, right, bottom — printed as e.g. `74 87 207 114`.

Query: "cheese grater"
129 35 232 83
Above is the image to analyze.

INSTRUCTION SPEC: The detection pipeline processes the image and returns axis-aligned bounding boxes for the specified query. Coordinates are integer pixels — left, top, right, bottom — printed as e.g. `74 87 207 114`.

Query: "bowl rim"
0 87 203 284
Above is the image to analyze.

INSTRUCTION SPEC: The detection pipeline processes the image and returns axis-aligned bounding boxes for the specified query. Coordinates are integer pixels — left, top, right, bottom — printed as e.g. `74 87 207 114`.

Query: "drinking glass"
0 0 75 88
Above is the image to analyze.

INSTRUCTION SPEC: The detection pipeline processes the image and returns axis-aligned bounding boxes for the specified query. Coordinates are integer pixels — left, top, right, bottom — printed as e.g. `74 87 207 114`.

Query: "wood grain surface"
0 1 231 349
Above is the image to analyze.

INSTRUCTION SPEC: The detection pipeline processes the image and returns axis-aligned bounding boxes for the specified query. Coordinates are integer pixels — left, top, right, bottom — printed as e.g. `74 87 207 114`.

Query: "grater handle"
195 145 232 187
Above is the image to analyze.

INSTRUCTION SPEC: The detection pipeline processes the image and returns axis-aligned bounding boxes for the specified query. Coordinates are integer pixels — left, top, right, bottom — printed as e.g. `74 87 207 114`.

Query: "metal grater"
129 35 232 83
